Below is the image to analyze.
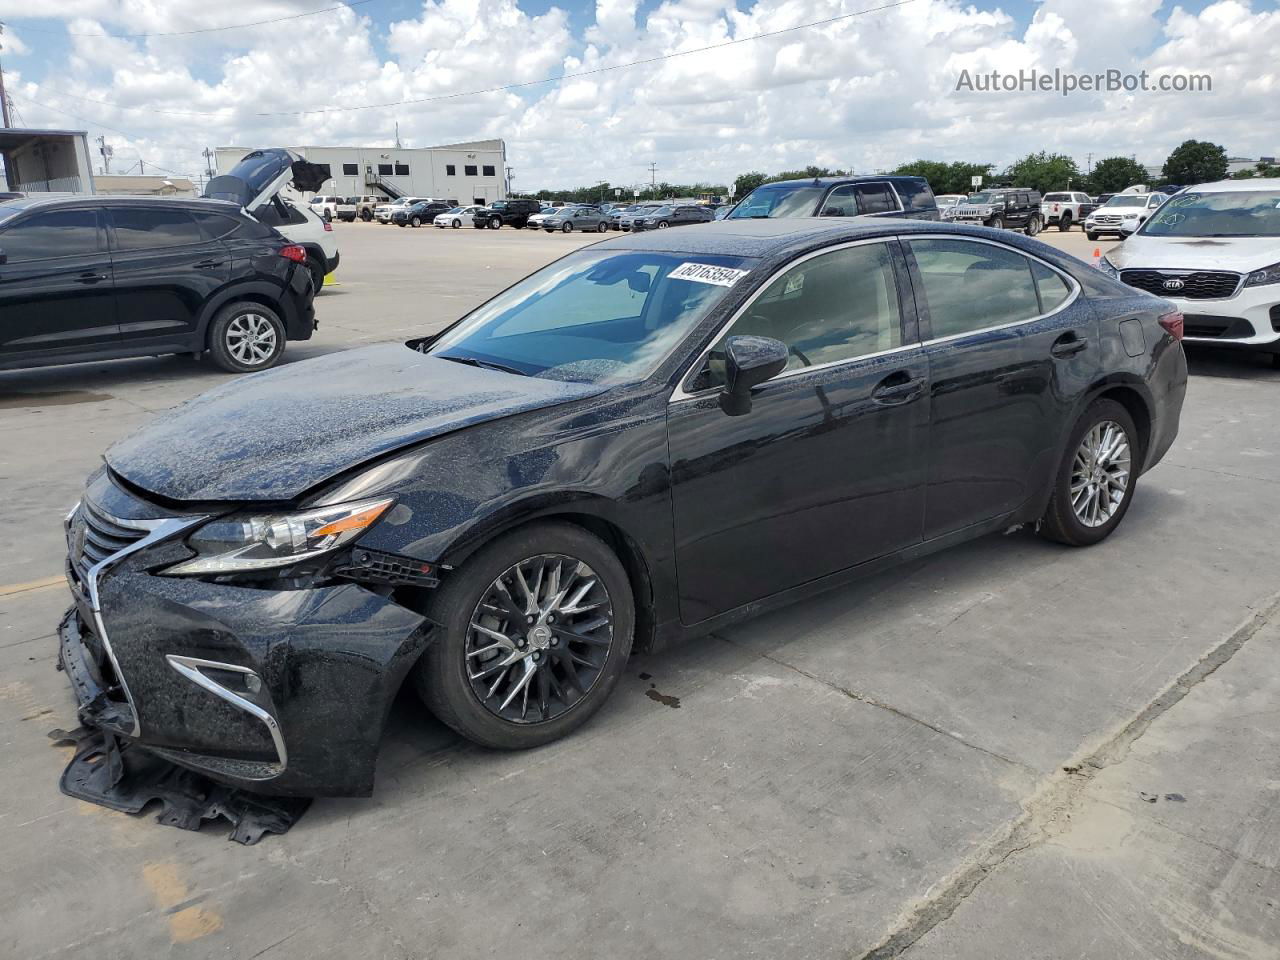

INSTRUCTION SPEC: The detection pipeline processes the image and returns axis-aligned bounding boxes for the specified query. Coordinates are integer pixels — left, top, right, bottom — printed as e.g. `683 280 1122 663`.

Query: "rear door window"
0 208 102 261
854 183 898 214
109 207 204 250
909 238 1042 338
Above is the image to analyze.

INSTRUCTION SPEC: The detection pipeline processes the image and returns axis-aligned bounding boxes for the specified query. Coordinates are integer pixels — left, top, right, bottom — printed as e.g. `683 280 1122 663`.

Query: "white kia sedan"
1101 179 1280 366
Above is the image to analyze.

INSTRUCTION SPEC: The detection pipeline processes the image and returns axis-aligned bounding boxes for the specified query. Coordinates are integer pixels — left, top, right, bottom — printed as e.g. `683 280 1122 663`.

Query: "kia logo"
1163 278 1186 291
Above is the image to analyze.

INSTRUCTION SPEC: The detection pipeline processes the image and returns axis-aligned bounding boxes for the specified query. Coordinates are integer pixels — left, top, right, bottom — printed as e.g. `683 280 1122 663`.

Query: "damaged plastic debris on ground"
49 727 311 845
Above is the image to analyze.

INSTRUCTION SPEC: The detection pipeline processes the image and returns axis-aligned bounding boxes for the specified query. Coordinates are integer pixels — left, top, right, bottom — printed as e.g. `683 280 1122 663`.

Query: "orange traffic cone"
1091 247 1102 269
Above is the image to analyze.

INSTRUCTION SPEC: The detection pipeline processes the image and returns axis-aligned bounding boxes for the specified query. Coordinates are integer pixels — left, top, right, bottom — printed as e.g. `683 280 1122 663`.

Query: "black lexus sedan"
59 218 1187 796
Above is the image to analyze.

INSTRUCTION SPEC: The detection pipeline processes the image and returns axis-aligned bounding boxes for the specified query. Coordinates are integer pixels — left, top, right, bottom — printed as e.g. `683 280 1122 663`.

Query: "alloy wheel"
1071 420 1131 528
465 554 614 724
225 313 278 367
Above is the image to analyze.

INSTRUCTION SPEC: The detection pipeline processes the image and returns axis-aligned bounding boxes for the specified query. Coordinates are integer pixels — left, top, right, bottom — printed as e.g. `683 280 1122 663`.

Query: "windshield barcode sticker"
669 262 750 287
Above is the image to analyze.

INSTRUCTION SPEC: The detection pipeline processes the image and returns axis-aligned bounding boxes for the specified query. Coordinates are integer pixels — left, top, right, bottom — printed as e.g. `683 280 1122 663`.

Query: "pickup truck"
1040 191 1096 232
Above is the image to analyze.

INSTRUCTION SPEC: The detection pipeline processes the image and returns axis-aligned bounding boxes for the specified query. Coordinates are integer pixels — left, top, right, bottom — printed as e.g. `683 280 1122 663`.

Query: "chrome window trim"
669 237 911 403
822 180 905 217
904 233 1082 346
166 655 287 776
65 509 208 738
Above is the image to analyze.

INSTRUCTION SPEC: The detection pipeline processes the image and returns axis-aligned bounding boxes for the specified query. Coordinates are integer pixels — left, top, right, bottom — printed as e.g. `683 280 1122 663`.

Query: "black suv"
727 175 939 221
630 203 715 231
950 188 1045 234
479 198 543 229
392 201 453 227
0 196 316 374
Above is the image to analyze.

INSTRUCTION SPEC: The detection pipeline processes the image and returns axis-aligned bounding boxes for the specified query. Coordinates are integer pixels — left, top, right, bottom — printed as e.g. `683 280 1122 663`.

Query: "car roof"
598 216 1035 258
760 175 926 188
0 194 244 215
1179 178 1280 192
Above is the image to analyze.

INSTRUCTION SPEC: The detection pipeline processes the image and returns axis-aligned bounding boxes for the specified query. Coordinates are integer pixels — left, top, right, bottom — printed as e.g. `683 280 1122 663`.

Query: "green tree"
1088 156 1151 193
1162 139 1228 186
892 160 994 195
733 171 767 198
1003 151 1081 194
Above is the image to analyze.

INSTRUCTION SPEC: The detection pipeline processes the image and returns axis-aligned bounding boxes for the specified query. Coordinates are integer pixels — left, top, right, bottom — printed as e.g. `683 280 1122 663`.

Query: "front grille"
69 499 147 576
1182 315 1256 339
1093 214 1125 225
1120 269 1241 300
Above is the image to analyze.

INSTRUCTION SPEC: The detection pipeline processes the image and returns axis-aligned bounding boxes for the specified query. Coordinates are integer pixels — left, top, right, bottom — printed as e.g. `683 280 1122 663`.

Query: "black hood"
105 344 605 502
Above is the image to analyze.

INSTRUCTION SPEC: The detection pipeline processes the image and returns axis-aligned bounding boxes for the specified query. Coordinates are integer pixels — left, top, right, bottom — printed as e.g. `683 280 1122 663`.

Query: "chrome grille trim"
65 498 208 738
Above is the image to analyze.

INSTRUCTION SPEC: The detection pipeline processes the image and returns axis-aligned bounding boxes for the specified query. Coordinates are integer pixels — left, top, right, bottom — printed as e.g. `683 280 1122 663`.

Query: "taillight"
323 221 333 232
1158 311 1184 341
279 244 307 263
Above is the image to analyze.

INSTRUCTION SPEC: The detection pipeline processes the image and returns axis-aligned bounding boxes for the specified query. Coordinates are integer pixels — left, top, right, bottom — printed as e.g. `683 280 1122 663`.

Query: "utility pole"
202 146 216 179
0 23 12 129
648 161 658 189
505 166 514 196
394 121 401 149
1086 152 1094 175
97 136 112 174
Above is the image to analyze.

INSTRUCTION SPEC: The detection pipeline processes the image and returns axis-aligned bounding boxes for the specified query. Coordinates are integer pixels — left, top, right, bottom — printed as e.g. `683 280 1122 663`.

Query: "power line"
31 0 918 118
10 0 376 39
9 91 200 177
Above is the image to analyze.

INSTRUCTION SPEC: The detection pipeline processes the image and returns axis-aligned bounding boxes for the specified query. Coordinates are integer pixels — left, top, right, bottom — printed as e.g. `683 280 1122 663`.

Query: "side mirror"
719 335 788 416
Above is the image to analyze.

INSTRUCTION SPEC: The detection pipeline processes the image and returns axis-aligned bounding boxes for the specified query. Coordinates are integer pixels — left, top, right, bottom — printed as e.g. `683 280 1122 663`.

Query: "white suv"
1085 192 1167 240
1102 179 1280 367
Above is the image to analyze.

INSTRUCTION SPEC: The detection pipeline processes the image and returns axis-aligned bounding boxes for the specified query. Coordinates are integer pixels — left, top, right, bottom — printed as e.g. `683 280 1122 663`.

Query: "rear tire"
414 522 635 749
1038 399 1139 547
1058 213 1073 232
306 255 325 292
206 301 286 374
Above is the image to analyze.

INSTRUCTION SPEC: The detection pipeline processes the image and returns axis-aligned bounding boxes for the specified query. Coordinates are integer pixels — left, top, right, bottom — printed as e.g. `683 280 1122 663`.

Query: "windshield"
727 182 825 219
427 249 753 385
1106 196 1147 208
967 192 1003 204
443 207 462 214
645 207 672 216
1043 193 1071 202
1142 191 1280 238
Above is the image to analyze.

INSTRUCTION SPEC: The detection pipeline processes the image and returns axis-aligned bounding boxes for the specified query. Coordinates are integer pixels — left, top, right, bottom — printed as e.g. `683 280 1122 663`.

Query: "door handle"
75 272 109 284
871 372 926 406
1050 333 1089 358
193 259 225 269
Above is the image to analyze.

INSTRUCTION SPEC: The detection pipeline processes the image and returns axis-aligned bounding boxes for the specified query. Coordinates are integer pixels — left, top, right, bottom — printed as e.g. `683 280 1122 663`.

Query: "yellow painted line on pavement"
0 575 65 598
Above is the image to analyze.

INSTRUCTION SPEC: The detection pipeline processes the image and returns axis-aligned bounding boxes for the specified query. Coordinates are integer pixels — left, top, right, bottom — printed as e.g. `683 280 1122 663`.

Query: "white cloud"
3 0 1278 188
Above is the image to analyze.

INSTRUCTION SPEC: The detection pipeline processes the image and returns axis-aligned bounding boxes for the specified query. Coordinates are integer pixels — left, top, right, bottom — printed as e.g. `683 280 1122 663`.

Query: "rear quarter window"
895 179 937 211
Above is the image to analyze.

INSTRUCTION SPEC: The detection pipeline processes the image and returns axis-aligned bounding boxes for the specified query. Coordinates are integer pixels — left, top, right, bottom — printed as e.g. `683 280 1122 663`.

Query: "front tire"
1058 213 1073 232
207 302 286 374
489 217 502 230
1025 216 1042 236
1038 399 1139 546
411 216 422 228
561 221 573 233
989 217 1004 230
452 219 461 229
414 522 635 749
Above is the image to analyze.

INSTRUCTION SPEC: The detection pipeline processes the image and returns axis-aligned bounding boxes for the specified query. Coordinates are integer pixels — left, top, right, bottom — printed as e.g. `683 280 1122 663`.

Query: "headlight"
163 497 395 576
1244 261 1280 288
1122 213 1139 219
1098 256 1119 278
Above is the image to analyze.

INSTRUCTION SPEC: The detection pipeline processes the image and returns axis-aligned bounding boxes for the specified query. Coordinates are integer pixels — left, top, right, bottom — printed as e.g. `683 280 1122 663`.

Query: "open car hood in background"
203 148 331 213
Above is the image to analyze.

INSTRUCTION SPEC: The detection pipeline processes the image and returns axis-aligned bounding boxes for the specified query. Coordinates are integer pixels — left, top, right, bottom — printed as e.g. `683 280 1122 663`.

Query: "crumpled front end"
59 472 433 797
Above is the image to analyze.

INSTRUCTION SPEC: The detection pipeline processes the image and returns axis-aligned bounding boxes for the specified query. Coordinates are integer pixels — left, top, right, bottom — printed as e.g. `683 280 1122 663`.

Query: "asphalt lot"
2 220 1279 959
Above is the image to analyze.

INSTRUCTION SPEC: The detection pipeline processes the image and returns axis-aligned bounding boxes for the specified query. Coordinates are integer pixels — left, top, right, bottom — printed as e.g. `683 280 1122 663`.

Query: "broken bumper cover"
59 563 431 797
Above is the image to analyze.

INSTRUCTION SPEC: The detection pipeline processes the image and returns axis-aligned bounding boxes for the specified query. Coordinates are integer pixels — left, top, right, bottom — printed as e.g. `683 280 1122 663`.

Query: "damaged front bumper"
60 499 433 797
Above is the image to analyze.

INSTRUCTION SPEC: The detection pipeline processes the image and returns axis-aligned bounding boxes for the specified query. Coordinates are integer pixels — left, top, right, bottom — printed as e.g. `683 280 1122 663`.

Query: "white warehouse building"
214 139 508 205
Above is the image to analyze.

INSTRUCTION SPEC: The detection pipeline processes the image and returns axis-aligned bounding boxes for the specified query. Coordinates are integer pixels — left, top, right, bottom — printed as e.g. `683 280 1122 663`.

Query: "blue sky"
0 0 1274 187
